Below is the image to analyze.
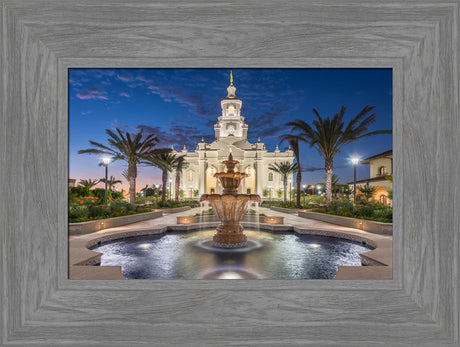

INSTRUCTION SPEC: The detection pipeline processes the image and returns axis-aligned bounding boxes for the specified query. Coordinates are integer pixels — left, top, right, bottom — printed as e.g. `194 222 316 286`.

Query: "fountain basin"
200 194 261 248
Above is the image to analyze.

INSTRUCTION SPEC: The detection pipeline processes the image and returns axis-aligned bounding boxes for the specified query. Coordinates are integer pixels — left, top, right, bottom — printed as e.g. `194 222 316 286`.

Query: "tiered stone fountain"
200 152 261 248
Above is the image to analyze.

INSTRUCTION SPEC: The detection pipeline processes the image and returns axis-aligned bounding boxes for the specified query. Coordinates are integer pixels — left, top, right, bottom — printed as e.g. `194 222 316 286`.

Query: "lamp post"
289 178 292 203
351 157 360 203
169 177 172 201
316 185 321 196
302 184 306 207
269 185 272 201
189 184 193 199
101 157 111 206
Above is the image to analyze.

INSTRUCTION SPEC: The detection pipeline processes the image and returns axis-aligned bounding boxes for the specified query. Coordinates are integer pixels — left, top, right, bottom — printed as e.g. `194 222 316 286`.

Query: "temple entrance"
244 167 256 195
206 167 217 194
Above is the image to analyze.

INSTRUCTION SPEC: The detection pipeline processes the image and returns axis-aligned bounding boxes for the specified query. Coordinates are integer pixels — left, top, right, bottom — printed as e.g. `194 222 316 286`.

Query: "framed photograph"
1 1 458 346
68 67 393 281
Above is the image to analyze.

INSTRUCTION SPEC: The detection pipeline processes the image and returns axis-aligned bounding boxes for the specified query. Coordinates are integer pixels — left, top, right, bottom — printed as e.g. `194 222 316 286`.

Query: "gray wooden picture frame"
1 1 459 346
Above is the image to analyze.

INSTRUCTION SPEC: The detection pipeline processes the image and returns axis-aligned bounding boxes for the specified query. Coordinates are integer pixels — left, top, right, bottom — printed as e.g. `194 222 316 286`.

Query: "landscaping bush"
309 198 392 222
91 188 112 202
326 198 355 215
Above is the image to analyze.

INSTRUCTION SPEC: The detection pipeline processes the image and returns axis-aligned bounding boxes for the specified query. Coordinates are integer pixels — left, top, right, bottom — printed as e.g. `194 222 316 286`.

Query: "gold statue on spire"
230 70 233 85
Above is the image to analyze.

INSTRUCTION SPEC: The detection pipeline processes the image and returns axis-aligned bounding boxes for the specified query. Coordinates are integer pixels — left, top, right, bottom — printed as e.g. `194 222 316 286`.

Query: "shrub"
372 206 393 222
326 198 355 214
310 198 392 223
69 205 89 221
91 188 112 202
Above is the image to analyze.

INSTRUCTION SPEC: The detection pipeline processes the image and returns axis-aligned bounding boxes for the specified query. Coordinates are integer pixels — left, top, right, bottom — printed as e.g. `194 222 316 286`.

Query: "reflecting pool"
91 229 372 279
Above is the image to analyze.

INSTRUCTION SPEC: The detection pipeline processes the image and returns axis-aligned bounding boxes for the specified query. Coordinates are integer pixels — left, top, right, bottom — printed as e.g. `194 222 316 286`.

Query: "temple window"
268 172 273 181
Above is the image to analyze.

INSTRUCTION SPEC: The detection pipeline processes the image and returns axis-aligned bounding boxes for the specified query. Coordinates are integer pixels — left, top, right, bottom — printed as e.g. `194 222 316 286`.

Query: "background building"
348 149 393 204
172 74 294 198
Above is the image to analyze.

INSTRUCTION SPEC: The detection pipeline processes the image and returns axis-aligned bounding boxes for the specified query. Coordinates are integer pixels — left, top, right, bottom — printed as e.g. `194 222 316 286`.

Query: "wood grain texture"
0 1 459 346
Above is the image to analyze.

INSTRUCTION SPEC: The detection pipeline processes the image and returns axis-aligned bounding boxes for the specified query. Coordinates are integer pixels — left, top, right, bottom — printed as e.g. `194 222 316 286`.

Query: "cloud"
302 164 347 172
117 72 134 82
76 87 109 100
135 124 210 150
110 120 132 132
76 93 108 100
69 78 82 87
119 92 132 98
302 166 324 172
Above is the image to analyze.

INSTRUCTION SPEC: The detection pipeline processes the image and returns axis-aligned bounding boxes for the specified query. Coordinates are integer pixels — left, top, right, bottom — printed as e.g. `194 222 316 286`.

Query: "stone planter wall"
268 206 299 214
160 206 192 214
69 210 163 235
298 211 392 235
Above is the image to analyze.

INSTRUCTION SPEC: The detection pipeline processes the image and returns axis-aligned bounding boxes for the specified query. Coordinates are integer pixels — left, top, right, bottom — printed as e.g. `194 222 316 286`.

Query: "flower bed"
312 198 392 223
69 198 154 223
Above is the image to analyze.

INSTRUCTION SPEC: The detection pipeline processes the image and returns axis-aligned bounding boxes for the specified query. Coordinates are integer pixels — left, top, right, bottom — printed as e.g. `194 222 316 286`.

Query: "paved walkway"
69 207 392 280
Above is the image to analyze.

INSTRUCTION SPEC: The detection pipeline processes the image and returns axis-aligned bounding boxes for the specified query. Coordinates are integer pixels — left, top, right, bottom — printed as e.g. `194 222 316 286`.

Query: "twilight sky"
69 68 392 193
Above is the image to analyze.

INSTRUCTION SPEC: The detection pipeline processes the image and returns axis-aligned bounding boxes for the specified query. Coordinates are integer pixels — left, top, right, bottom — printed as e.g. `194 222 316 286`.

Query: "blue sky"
69 68 392 193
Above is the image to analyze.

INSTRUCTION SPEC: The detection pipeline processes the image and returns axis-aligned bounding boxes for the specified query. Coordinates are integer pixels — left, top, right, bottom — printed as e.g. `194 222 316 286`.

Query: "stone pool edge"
69 222 392 280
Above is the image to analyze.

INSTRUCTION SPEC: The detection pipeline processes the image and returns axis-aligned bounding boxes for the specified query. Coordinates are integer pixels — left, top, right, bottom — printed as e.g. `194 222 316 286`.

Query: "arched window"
380 195 388 204
268 172 273 181
378 166 387 176
188 171 194 181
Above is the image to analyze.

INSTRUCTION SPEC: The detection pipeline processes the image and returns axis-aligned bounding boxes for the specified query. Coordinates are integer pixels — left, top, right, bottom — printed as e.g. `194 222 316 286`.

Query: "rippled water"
91 229 372 279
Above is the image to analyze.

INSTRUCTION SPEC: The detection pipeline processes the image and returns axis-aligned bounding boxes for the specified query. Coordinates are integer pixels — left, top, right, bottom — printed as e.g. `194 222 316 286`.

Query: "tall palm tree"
78 128 161 204
286 105 391 200
268 161 298 202
78 178 100 189
172 155 187 201
99 175 122 191
143 150 176 204
280 135 302 208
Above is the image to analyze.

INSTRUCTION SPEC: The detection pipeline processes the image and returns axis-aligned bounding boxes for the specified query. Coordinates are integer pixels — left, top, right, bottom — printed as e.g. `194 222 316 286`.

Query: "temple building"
171 73 294 198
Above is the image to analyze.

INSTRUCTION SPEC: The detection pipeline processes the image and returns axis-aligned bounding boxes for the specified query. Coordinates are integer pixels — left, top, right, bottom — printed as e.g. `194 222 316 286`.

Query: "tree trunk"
324 159 333 201
175 170 181 201
283 176 287 202
296 168 301 208
161 169 167 203
128 163 137 205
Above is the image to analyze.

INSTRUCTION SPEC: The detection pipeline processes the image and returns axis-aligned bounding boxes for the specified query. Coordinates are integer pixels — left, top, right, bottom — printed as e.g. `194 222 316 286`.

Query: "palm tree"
280 135 302 208
268 161 298 202
172 155 187 201
330 174 340 197
143 150 177 204
78 128 161 204
358 182 376 201
121 169 130 183
286 105 391 200
99 175 122 191
78 178 99 189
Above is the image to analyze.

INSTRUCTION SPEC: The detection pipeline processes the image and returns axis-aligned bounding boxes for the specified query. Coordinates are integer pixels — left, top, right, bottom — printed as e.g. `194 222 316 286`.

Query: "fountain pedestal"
200 152 261 248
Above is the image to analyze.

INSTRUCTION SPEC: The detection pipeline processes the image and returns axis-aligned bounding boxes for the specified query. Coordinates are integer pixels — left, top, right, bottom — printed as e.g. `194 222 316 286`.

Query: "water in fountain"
200 151 261 248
